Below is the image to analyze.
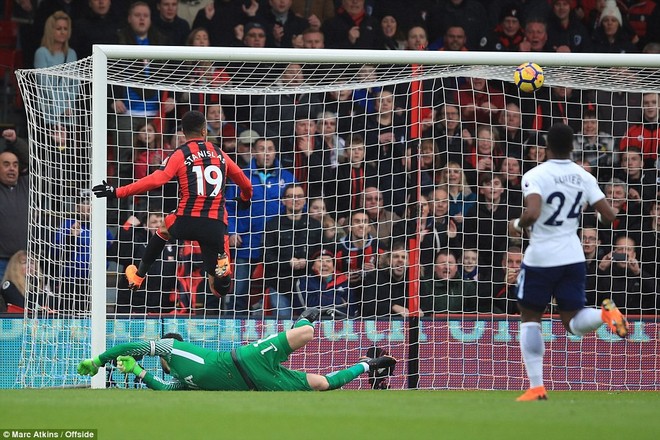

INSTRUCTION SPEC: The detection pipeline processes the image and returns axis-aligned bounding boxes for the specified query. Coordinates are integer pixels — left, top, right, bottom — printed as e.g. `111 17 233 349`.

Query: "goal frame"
83 46 660 389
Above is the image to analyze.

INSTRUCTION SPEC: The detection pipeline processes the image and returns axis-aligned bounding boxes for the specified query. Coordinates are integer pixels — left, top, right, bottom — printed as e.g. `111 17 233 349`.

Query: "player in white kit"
508 123 629 402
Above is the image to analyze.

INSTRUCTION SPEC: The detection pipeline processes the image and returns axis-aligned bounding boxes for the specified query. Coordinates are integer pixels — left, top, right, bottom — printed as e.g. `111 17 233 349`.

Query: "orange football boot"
125 264 144 291
601 299 629 338
215 253 231 277
516 385 548 401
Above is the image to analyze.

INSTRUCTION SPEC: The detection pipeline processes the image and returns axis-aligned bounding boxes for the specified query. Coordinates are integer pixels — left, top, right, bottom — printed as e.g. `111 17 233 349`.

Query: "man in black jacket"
322 0 378 49
360 241 418 318
263 183 323 319
71 0 121 59
257 0 308 47
0 151 28 282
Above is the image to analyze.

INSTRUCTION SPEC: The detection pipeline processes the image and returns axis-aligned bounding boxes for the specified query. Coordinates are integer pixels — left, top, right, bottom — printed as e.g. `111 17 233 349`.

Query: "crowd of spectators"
8 1 660 70
2 0 660 318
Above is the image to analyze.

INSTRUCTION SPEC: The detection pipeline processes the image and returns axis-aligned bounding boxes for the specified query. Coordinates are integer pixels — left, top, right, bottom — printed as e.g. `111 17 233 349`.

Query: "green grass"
1 389 659 439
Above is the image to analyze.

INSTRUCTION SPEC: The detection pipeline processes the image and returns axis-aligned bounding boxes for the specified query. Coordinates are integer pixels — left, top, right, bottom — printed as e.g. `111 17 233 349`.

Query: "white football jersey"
521 159 605 267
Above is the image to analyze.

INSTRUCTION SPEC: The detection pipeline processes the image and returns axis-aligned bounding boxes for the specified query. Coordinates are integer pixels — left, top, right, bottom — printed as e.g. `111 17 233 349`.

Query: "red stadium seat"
6 303 24 314
0 19 23 116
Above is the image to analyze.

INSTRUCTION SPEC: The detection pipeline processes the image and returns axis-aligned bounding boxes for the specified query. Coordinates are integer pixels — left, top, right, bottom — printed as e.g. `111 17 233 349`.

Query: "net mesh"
27 57 660 93
12 51 660 390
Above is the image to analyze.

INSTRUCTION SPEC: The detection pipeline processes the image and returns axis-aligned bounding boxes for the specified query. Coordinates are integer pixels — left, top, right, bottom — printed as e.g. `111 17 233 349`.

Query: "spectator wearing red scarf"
465 125 505 174
132 120 165 181
457 77 506 128
619 92 659 168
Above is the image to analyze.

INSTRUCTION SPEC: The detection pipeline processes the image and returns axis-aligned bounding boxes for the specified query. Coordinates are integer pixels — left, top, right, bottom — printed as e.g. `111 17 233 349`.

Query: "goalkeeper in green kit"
77 308 396 391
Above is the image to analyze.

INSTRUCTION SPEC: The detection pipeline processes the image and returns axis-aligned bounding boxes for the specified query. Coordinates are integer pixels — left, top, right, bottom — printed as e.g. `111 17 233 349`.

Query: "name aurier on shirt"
554 174 583 185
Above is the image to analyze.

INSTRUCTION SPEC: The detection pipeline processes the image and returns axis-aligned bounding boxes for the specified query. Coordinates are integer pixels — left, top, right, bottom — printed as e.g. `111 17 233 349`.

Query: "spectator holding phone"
596 235 657 314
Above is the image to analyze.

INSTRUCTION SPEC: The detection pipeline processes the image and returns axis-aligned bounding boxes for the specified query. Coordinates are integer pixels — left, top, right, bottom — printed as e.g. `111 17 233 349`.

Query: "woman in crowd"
377 15 406 50
439 161 477 223
592 1 638 53
34 11 78 123
34 11 77 68
1 250 54 314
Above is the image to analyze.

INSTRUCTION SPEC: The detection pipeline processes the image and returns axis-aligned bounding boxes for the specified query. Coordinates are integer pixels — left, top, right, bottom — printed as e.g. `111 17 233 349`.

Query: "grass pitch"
1 389 658 439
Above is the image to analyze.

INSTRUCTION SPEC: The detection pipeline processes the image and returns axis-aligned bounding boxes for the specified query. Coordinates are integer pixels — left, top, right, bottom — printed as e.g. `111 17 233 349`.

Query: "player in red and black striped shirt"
93 111 253 297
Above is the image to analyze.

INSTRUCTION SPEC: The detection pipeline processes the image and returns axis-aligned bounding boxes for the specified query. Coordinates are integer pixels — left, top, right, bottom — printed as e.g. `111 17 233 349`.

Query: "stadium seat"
6 304 24 314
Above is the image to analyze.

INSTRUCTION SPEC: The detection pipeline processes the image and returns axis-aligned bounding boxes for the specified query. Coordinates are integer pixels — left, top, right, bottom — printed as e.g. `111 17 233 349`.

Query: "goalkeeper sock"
520 322 545 388
569 307 603 337
324 364 369 390
137 230 168 277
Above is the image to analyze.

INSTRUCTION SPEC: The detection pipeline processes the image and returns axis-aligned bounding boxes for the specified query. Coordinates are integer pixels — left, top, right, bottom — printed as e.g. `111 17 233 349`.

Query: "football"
513 62 544 93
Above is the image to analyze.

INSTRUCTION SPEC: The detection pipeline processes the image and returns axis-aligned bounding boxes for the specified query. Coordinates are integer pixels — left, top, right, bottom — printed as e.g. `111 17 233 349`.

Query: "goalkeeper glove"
91 180 117 199
116 355 143 376
235 196 251 210
77 356 101 376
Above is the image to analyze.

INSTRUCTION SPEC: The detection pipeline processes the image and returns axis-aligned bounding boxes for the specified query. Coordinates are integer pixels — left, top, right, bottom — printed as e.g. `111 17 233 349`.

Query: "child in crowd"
297 249 350 318
459 249 480 281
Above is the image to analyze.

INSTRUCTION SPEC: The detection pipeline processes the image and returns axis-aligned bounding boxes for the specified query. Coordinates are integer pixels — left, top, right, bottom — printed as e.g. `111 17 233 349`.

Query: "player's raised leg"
211 234 232 297
554 262 628 339
126 221 171 290
286 307 320 349
601 299 628 338
559 300 628 339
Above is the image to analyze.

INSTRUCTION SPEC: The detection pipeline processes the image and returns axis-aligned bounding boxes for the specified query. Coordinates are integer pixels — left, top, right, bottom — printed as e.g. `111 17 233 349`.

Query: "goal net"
12 47 660 390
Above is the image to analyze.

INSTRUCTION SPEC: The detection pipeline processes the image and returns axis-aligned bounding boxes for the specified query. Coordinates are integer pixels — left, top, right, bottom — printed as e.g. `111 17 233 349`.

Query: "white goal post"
11 46 660 390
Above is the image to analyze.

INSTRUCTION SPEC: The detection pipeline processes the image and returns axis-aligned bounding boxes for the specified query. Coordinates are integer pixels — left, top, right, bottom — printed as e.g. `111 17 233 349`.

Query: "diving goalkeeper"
77 308 396 391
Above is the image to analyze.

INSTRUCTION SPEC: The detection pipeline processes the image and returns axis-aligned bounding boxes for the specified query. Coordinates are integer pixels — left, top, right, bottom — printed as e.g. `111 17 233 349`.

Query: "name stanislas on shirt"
183 149 224 167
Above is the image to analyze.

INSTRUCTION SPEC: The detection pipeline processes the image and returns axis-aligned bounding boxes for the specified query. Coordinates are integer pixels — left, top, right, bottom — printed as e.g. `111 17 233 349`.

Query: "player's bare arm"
592 198 617 226
509 193 541 236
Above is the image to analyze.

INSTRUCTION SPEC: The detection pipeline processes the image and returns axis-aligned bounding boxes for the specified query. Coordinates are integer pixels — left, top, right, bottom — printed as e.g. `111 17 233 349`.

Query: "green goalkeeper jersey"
97 332 312 391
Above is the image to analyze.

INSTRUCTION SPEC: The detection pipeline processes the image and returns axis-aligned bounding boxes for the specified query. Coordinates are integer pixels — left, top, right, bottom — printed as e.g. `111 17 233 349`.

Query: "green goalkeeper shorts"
236 331 312 391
